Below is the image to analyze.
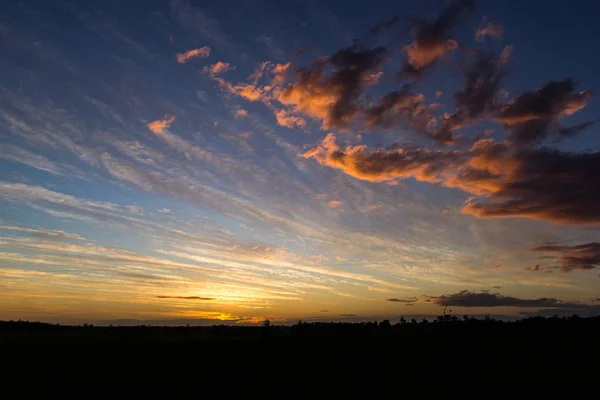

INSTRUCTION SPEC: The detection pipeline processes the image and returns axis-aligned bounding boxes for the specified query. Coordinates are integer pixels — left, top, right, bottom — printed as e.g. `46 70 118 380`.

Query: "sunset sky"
1 0 600 325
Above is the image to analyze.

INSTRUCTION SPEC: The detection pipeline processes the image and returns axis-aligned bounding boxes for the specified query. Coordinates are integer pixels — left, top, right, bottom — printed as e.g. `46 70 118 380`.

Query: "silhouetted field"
2 315 599 398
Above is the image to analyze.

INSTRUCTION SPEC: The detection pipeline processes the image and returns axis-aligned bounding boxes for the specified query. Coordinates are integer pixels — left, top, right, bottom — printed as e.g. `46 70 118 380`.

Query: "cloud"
475 19 503 41
203 61 235 76
156 296 216 300
386 298 417 303
257 35 284 59
336 256 345 261
319 309 330 312
557 121 595 139
305 134 600 225
234 109 248 119
340 314 356 317
0 182 229 244
364 88 440 141
170 0 231 51
434 50 509 143
0 225 84 241
147 115 175 134
462 148 600 224
175 46 211 63
525 264 543 272
531 242 600 272
303 133 465 184
279 44 387 130
402 0 474 77
0 144 66 176
429 290 594 309
328 200 342 208
209 45 390 131
275 109 306 128
496 79 593 145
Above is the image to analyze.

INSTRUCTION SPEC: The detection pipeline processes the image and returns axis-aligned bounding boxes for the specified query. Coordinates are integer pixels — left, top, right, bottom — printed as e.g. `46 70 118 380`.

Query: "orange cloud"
275 109 306 128
147 115 175 134
405 39 457 71
234 109 248 119
328 200 342 208
303 133 468 185
206 47 387 131
176 46 211 63
305 133 600 224
229 83 266 101
401 0 474 77
336 256 345 261
204 61 235 76
278 46 386 130
156 296 216 300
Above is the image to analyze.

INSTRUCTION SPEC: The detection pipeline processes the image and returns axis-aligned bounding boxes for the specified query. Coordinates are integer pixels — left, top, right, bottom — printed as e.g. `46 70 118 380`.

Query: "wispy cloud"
175 46 211 63
203 61 235 76
156 295 216 300
147 115 176 134
0 226 84 241
234 109 248 119
475 18 503 41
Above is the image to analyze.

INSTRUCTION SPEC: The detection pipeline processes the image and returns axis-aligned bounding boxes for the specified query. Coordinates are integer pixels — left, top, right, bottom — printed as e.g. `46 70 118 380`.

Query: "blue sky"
1 0 599 325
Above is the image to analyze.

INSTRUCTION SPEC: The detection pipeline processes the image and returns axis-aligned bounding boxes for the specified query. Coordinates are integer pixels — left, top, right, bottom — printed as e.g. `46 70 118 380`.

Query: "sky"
1 0 600 325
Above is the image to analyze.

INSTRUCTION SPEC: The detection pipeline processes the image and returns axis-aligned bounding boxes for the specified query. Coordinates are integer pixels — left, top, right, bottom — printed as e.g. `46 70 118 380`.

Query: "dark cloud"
525 264 543 272
116 271 168 281
365 87 438 141
156 296 217 300
556 120 595 140
280 44 387 130
319 310 331 312
464 148 600 224
340 314 357 317
429 290 594 309
368 15 400 35
402 0 475 78
531 242 600 272
530 242 565 252
496 79 593 146
435 50 508 142
386 298 417 303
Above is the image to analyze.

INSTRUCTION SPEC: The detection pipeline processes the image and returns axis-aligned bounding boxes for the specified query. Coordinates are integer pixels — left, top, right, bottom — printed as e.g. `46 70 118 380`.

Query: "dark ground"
1 316 598 398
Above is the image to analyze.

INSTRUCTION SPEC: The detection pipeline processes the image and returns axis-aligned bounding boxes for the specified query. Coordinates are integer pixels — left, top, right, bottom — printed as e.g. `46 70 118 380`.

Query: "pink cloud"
176 46 211 63
147 115 175 134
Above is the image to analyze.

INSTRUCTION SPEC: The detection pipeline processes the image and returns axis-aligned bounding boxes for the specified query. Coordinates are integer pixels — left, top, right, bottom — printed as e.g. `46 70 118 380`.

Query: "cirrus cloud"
176 46 211 63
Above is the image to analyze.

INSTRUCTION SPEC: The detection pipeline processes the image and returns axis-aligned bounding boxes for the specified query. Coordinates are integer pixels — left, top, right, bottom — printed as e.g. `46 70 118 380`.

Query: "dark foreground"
2 315 599 398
